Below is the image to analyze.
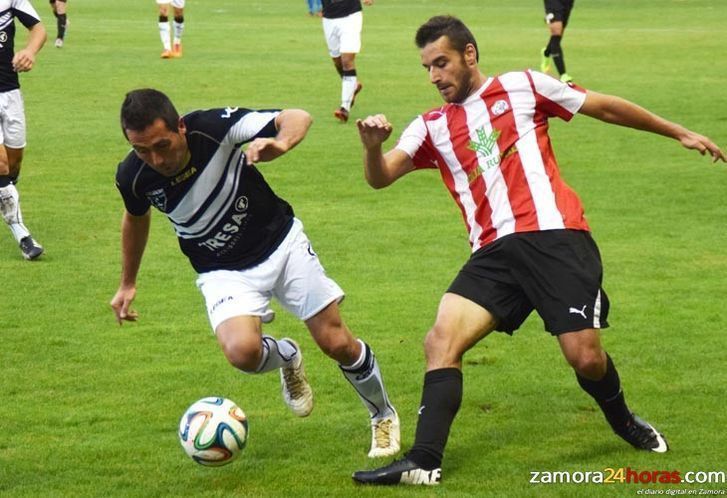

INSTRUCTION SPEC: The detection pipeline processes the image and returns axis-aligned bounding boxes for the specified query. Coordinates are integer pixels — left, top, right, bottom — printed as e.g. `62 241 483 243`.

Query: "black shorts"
544 0 575 26
448 230 609 335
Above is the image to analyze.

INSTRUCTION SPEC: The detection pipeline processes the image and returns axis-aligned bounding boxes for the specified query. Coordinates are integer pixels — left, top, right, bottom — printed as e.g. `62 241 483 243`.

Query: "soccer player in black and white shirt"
111 88 400 458
0 0 46 260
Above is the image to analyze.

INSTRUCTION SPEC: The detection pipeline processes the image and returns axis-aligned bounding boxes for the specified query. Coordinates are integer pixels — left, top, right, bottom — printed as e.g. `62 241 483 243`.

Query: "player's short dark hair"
415 15 479 62
120 88 179 139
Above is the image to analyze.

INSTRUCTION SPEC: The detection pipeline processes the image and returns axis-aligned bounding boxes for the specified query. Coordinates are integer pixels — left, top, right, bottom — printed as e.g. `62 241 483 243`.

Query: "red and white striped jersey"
396 70 589 252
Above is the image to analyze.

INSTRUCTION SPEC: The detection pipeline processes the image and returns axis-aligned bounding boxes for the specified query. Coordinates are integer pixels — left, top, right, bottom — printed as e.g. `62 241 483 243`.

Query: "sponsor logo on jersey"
197 198 250 252
171 166 197 186
0 31 7 46
147 188 167 211
469 126 501 171
234 196 249 212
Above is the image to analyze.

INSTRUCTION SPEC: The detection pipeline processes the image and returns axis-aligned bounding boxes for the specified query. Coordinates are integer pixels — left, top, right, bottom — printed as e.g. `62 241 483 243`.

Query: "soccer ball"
178 397 248 466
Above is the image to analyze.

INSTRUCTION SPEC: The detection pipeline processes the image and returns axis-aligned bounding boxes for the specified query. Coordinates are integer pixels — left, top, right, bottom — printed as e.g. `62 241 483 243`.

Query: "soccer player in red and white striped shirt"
353 15 725 486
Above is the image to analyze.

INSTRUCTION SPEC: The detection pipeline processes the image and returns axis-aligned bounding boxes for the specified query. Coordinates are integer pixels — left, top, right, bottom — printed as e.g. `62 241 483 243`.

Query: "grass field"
1 0 726 496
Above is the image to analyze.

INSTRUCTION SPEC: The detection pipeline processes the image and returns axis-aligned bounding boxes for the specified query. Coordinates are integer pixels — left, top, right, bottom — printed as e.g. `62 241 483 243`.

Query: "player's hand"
363 0 374 5
245 138 287 164
110 286 139 325
680 131 726 163
356 114 393 149
12 49 36 72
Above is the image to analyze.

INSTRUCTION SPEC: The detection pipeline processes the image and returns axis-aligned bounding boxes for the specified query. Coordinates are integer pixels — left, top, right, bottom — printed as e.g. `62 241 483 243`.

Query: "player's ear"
464 43 478 67
177 117 186 134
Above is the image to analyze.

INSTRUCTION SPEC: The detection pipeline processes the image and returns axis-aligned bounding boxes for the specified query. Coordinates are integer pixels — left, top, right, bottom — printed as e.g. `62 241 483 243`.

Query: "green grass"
1 0 726 496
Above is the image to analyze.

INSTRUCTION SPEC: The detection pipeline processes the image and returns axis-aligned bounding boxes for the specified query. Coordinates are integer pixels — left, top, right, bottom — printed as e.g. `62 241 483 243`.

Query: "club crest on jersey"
469 126 501 170
490 100 509 116
147 188 167 211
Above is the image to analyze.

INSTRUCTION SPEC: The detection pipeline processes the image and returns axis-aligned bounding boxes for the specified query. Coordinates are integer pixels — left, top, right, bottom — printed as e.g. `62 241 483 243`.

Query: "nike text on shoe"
19 236 43 260
333 107 349 123
350 82 363 108
280 339 313 417
368 411 401 458
616 414 669 453
353 457 441 486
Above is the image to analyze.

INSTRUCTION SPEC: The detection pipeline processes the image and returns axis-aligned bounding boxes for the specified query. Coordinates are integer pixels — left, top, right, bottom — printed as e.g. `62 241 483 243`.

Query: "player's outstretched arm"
579 91 726 163
110 210 151 325
12 22 47 72
245 109 312 164
356 114 414 189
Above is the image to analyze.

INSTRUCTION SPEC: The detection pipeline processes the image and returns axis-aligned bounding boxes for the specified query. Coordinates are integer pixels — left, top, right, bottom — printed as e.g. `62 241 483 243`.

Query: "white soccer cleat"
368 411 400 458
54 38 63 48
279 339 313 417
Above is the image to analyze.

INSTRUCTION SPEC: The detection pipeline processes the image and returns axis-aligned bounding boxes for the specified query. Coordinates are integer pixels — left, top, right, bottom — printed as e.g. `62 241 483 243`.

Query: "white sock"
341 75 357 111
158 22 171 50
254 335 298 373
0 184 30 242
340 340 395 419
173 21 184 44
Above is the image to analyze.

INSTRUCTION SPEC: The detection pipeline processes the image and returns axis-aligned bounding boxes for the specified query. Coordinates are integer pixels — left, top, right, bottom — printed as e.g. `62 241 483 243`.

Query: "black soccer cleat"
19 236 44 261
353 457 441 486
615 414 669 453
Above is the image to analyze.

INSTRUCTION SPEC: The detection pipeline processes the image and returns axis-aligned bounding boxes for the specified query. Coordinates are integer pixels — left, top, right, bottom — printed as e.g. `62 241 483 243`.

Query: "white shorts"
196 218 345 332
0 90 26 148
322 11 363 57
156 0 184 7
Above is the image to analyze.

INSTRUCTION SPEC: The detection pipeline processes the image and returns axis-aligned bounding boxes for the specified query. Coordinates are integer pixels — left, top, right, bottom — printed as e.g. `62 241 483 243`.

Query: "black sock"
174 15 184 24
341 69 357 78
576 353 632 431
0 175 10 188
159 15 168 23
57 13 67 40
406 368 462 470
546 35 567 74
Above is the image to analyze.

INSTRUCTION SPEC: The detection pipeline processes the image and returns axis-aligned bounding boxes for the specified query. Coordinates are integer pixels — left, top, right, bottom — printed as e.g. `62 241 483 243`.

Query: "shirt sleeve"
115 162 151 216
223 108 281 146
528 69 586 121
394 115 438 170
12 0 41 28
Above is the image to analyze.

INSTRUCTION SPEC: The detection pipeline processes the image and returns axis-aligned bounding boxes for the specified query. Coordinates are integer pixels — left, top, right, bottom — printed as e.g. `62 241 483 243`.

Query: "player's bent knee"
569 351 606 379
316 329 356 363
219 338 263 372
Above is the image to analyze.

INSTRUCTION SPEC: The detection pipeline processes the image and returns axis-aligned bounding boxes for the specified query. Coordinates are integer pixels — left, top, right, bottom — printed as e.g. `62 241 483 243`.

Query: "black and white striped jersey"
0 0 42 92
115 107 295 274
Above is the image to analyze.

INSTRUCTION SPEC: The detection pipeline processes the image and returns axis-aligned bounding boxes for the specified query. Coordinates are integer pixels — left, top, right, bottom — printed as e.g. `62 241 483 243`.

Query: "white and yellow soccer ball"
178 397 248 466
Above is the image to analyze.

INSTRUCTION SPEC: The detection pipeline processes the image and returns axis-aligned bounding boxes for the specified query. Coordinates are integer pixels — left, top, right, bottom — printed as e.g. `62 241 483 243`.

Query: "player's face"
126 118 189 177
420 36 479 104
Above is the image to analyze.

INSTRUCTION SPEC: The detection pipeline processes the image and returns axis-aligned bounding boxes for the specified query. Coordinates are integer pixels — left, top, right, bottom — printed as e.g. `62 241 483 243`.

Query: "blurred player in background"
157 0 184 59
49 0 67 48
541 0 574 83
353 15 725 486
307 0 322 17
0 0 47 260
321 0 373 123
111 89 401 459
